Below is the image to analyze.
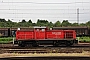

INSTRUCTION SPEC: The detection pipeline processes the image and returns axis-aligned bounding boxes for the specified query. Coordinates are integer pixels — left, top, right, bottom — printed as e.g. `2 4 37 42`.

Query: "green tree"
6 19 13 27
8 19 12 22
62 20 71 27
28 19 32 23
36 19 49 26
21 19 26 23
0 18 6 22
72 23 79 26
32 23 37 26
48 22 53 28
54 21 61 27
86 21 90 26
80 23 86 26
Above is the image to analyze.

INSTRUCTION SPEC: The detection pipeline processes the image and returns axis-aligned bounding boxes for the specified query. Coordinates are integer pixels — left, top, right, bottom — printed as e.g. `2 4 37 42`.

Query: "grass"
0 37 14 44
77 36 90 42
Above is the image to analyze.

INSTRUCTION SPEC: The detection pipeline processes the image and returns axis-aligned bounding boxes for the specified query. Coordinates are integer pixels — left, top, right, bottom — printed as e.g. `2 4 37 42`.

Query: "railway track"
0 44 90 58
1 56 90 60
0 43 90 54
0 47 90 54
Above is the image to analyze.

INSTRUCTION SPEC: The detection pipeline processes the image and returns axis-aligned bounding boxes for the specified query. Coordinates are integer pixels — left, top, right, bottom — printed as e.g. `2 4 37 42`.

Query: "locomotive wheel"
66 43 71 46
54 44 59 47
18 41 25 47
19 44 25 47
32 43 38 47
66 41 73 46
32 41 38 47
53 41 59 47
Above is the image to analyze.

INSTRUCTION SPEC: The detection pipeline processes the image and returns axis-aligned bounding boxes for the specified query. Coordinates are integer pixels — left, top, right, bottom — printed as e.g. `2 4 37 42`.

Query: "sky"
0 0 90 23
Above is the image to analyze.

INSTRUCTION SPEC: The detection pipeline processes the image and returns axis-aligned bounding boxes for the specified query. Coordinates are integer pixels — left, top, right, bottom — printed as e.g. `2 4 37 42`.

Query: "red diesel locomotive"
16 27 78 47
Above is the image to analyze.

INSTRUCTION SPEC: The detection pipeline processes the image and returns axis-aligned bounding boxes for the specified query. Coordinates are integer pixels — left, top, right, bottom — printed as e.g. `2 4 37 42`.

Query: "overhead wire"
0 1 90 4
0 1 90 22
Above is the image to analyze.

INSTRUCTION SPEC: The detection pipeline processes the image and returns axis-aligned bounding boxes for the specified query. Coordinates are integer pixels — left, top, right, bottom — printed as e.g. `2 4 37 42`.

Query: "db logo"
52 32 61 35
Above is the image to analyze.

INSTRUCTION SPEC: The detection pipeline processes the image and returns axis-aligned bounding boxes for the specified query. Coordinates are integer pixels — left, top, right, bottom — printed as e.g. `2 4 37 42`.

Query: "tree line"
0 18 90 27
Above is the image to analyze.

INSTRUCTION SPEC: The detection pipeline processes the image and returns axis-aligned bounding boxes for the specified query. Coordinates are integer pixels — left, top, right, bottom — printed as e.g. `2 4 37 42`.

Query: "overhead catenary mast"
77 8 79 24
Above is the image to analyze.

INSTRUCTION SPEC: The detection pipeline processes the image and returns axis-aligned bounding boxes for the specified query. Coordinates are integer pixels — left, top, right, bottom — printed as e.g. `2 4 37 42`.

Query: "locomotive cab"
34 27 47 39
